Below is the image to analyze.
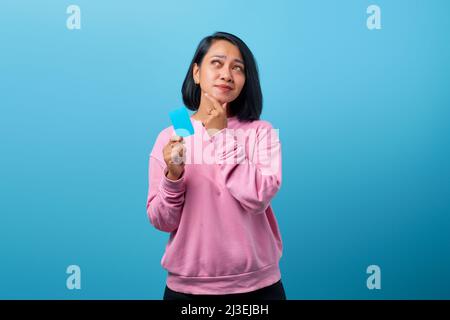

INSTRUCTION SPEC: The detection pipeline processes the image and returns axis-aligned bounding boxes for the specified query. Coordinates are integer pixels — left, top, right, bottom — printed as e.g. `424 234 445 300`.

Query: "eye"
211 60 222 66
233 65 244 72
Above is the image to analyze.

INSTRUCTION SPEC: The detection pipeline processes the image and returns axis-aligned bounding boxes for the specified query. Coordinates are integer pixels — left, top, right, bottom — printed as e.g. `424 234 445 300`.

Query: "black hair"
181 31 263 122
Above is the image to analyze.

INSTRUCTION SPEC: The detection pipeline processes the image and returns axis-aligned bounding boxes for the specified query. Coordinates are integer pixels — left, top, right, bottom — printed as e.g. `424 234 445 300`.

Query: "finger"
172 144 182 154
170 146 185 164
174 141 185 151
171 142 185 153
205 93 226 114
204 93 222 111
169 140 184 149
170 135 183 142
210 109 219 117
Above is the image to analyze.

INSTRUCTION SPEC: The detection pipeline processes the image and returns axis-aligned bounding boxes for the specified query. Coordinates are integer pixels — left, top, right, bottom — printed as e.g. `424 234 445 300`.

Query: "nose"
220 69 233 83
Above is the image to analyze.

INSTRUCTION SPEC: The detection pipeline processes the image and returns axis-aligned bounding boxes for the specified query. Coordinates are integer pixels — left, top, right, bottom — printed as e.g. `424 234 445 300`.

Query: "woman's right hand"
163 135 186 180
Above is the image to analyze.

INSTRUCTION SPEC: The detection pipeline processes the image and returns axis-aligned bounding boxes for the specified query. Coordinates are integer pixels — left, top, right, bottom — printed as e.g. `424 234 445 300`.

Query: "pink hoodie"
146 115 283 295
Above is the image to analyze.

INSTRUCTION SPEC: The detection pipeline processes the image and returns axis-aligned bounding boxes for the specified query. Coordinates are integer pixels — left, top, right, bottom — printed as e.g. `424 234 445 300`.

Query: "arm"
210 125 282 214
146 155 186 232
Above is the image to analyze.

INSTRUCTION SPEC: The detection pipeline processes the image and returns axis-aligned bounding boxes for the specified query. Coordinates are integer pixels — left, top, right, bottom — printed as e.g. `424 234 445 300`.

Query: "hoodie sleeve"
146 154 186 233
210 122 282 215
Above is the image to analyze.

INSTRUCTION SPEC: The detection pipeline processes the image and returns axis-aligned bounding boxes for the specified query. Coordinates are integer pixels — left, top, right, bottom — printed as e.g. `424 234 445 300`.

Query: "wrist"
166 170 182 181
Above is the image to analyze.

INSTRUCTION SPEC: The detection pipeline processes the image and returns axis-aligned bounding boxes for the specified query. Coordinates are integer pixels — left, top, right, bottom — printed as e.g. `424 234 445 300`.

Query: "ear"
193 63 200 84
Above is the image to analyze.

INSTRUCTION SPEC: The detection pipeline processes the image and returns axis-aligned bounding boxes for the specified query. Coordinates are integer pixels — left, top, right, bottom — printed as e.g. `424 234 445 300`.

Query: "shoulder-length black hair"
182 31 262 122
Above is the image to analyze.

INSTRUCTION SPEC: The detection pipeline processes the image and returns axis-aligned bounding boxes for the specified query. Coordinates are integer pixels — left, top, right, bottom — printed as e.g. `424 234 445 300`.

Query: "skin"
163 135 185 181
163 39 246 180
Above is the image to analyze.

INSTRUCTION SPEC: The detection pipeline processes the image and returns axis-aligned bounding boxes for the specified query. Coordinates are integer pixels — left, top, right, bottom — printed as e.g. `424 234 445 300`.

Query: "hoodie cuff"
161 167 186 193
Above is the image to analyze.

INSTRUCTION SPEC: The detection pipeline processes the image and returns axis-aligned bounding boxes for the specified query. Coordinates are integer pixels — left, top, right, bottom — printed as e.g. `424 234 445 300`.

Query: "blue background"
1 0 449 299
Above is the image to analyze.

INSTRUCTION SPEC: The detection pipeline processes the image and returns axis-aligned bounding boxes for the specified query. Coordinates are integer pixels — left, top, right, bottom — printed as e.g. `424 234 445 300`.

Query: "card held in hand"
169 107 195 137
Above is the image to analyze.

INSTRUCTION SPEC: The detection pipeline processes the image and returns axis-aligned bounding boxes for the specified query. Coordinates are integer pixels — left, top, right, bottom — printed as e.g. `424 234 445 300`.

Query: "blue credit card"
169 107 195 137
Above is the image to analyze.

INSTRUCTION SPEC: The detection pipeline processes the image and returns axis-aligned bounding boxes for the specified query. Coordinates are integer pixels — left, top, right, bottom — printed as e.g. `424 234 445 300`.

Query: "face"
193 40 246 104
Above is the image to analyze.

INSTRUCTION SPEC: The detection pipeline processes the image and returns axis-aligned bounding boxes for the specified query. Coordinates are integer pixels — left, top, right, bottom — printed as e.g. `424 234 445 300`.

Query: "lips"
214 84 233 90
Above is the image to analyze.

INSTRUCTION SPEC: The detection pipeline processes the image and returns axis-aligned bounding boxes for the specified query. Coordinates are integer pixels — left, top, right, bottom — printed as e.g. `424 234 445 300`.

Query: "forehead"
206 40 243 61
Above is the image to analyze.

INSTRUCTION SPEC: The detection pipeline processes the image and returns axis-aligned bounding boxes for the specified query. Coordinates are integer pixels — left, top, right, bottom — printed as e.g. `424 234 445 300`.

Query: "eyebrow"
211 55 245 65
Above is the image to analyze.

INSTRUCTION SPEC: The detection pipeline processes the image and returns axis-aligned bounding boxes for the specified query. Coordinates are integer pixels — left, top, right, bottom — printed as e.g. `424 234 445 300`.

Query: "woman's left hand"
202 93 228 136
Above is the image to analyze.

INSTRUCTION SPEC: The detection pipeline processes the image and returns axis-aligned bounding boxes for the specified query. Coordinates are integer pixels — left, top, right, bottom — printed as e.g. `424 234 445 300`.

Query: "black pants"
163 279 286 301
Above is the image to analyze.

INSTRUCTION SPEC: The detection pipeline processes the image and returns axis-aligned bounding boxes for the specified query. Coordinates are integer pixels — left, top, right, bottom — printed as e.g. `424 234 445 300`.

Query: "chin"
213 94 235 104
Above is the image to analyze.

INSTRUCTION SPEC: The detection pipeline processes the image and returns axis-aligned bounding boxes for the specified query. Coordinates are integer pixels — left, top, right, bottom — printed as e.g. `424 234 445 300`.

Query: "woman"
146 32 286 300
